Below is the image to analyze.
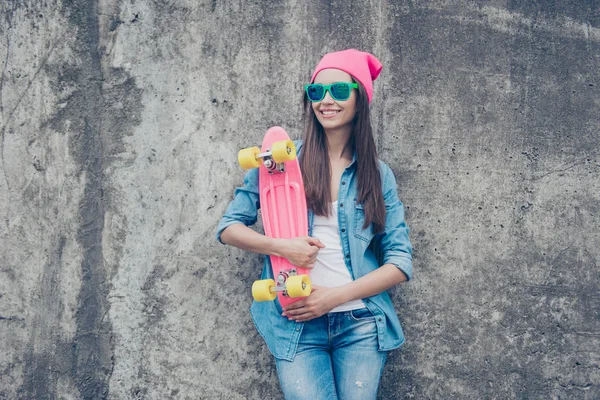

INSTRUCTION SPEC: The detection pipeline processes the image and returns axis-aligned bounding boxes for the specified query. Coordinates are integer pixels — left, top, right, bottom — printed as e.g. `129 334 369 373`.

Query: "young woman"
217 49 412 400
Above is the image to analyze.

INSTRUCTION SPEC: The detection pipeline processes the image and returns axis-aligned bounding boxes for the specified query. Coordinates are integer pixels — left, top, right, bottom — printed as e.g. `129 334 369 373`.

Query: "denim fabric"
216 141 413 361
275 308 387 400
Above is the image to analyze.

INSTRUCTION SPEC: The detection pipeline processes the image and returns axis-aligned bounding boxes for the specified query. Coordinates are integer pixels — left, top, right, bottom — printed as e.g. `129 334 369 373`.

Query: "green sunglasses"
304 82 358 102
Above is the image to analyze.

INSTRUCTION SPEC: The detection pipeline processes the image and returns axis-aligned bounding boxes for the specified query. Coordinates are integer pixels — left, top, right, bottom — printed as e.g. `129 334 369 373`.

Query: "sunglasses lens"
306 85 324 101
330 83 351 101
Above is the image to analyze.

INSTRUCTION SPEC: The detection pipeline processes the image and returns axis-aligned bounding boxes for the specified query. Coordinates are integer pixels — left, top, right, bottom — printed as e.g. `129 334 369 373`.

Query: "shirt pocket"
354 202 374 243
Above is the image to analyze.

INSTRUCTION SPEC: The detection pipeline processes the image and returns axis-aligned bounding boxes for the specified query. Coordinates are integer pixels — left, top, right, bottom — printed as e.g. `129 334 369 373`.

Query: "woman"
217 49 412 400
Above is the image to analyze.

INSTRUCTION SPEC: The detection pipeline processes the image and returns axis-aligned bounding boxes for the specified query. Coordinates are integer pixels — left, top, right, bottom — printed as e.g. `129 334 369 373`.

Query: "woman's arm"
220 223 325 268
336 263 407 301
282 264 406 321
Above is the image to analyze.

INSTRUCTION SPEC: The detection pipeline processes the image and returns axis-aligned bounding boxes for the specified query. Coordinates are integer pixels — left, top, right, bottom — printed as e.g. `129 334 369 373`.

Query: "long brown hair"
299 80 385 234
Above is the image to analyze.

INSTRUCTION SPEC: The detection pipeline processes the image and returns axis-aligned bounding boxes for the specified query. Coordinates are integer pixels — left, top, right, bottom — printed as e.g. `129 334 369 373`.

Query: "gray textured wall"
1 1 598 399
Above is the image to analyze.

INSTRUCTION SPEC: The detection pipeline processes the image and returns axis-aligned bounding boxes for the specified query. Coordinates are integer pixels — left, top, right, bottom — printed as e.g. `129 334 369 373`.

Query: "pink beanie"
310 49 383 103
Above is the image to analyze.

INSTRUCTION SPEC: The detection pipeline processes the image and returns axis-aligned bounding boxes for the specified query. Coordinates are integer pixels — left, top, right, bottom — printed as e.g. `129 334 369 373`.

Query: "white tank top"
311 201 366 312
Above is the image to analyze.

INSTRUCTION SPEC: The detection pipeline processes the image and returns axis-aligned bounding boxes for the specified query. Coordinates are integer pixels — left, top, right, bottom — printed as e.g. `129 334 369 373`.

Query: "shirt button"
378 318 383 322
345 254 350 258
341 228 346 233
340 203 344 208
342 181 346 185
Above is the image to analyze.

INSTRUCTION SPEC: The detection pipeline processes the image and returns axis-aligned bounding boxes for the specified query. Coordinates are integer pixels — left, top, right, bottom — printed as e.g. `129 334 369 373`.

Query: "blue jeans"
275 308 388 400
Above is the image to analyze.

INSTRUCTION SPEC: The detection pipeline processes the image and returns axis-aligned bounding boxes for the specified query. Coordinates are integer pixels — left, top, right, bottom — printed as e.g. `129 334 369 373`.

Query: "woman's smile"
319 109 342 118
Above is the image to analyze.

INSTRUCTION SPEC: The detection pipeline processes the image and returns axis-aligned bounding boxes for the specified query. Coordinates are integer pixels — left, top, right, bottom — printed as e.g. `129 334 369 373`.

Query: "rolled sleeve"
379 163 413 280
216 167 260 244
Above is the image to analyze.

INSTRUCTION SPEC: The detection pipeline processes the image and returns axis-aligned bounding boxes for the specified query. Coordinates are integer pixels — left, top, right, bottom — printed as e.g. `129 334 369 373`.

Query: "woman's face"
311 69 357 133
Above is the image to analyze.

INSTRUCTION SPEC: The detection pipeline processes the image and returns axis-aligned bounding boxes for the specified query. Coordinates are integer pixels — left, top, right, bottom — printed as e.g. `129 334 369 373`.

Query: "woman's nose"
322 90 335 103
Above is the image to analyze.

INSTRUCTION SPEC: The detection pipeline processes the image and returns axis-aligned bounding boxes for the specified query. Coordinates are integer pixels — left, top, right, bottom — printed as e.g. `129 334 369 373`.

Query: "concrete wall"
1 1 598 399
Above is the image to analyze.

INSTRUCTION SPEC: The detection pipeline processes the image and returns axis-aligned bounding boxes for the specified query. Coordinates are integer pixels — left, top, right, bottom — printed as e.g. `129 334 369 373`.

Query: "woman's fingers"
305 236 325 249
281 236 324 268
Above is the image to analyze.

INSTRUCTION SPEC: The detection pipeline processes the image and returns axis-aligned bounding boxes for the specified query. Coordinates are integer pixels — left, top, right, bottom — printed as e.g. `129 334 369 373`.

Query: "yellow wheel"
271 140 296 163
286 275 311 298
252 279 277 302
238 146 261 169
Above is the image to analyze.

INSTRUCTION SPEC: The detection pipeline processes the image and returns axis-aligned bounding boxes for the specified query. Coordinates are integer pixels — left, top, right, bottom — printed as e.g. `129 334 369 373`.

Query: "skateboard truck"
262 156 285 173
238 140 297 172
275 269 308 297
252 269 312 302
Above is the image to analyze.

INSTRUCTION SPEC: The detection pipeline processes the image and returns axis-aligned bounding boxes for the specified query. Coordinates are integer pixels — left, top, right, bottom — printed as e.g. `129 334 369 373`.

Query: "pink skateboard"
238 126 311 309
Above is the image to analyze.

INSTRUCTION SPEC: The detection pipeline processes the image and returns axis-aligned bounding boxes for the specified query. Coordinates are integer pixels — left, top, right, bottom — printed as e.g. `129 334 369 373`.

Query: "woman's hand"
277 236 325 268
282 285 345 322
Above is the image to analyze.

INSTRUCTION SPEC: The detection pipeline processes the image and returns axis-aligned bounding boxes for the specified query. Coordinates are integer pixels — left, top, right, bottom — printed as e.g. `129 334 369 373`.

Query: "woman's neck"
324 127 353 161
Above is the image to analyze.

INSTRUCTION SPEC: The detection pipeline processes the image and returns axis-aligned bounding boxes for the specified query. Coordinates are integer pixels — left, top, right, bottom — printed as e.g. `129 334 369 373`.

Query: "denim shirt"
216 141 413 361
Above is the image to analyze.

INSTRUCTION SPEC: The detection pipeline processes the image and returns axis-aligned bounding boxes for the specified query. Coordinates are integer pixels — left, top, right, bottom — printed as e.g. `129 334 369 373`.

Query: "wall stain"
19 237 70 400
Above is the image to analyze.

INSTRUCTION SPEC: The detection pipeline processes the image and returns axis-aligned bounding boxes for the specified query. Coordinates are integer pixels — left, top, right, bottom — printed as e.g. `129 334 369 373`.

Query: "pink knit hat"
310 49 383 103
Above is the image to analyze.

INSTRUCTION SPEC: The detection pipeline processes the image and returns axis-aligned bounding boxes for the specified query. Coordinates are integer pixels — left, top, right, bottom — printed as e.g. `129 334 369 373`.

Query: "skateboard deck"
238 126 311 309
